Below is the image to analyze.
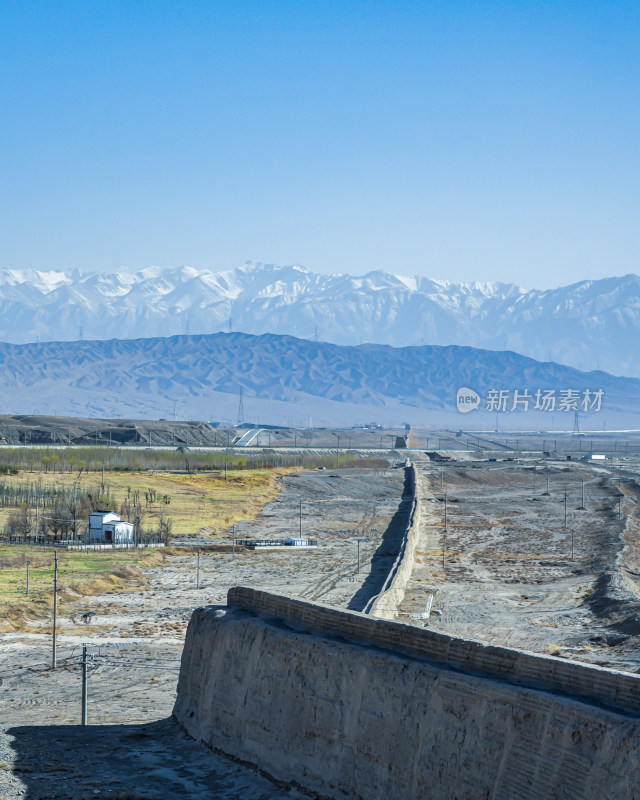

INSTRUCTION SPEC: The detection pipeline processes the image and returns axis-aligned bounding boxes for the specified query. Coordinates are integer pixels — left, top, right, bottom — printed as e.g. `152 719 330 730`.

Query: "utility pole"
52 551 58 669
443 494 448 570
81 644 88 726
196 550 200 590
443 525 447 570
564 488 568 528
578 480 586 511
571 526 575 561
232 524 236 561
237 387 245 427
356 538 368 574
26 560 30 596
299 501 302 538
543 467 550 496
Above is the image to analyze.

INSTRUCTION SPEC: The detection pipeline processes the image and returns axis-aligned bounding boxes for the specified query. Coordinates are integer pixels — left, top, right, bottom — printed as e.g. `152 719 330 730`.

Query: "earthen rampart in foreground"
174 587 640 799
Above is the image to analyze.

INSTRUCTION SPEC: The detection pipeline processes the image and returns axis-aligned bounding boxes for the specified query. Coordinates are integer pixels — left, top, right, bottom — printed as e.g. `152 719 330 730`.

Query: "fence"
235 538 318 549
2 534 163 550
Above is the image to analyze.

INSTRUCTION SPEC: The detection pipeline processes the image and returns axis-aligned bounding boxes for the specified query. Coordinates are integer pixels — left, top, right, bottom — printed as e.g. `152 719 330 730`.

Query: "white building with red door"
89 511 134 544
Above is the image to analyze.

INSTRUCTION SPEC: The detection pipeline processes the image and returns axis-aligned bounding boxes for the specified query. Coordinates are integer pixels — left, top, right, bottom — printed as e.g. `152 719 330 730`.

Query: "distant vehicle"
581 454 606 461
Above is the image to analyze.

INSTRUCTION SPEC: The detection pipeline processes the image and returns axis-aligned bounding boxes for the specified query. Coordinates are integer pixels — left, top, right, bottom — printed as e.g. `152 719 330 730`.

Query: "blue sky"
1 0 638 287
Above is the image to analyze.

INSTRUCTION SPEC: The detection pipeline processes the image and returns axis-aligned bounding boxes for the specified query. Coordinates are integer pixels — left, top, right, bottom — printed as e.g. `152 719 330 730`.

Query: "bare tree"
158 516 173 545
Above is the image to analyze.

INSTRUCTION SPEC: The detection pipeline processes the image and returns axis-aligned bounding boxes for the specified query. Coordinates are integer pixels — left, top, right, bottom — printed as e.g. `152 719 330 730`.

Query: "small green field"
0 545 165 631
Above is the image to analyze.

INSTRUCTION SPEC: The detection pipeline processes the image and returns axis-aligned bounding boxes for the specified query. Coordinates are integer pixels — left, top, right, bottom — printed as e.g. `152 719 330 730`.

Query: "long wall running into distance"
364 462 420 616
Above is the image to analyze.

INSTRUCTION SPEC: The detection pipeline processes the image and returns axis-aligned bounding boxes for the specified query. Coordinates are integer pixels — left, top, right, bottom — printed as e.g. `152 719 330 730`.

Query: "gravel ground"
0 719 308 800
401 458 640 672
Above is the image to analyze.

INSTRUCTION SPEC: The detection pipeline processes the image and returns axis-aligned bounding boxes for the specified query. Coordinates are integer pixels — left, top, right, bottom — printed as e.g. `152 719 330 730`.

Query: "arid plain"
2 434 640 798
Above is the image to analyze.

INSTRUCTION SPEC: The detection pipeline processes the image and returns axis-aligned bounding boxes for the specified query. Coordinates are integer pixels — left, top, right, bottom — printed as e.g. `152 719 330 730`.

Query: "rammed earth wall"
174 589 640 800
364 463 421 617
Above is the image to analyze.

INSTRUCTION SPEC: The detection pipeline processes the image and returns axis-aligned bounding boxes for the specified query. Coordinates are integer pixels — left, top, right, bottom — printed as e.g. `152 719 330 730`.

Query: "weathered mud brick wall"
174 589 640 800
365 463 421 617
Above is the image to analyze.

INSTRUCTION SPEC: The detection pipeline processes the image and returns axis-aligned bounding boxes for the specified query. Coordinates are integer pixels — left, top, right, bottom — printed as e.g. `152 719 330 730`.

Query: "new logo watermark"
456 387 481 414
456 387 605 413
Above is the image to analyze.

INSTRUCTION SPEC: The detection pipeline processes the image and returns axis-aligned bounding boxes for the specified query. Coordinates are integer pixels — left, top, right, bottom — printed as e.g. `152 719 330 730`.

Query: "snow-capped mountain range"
1 262 639 377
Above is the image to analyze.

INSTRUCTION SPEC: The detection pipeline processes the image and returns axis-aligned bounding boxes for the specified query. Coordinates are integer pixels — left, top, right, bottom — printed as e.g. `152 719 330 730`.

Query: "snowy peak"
0 261 638 377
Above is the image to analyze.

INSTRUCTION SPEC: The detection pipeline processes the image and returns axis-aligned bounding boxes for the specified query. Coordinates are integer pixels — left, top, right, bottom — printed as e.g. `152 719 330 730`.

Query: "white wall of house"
89 511 134 543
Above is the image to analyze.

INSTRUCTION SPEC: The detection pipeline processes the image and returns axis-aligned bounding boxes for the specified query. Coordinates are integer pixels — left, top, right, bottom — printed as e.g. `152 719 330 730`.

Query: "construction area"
1 430 640 797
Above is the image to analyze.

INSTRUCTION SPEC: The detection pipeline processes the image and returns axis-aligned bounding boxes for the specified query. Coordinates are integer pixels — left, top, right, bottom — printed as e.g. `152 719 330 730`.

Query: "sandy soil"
401 458 640 672
0 467 403 799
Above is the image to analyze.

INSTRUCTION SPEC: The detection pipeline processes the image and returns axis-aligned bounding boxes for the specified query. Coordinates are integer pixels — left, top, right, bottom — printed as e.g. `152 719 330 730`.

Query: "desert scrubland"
2 443 640 798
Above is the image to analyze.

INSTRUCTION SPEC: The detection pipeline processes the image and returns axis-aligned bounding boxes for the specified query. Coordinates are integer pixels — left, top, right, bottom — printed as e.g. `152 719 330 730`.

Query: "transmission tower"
573 410 580 434
228 314 233 332
237 387 245 426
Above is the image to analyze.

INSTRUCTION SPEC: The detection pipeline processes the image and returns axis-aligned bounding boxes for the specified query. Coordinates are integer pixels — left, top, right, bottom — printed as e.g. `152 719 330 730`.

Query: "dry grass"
0 468 289 630
0 467 289 536
0 545 158 632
